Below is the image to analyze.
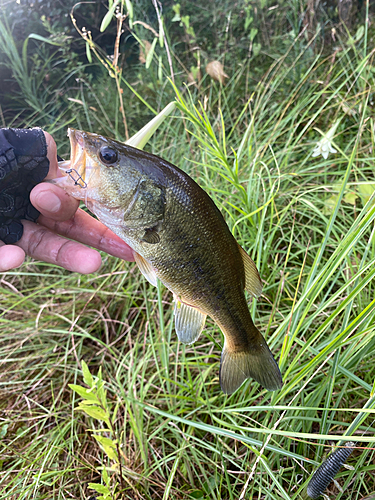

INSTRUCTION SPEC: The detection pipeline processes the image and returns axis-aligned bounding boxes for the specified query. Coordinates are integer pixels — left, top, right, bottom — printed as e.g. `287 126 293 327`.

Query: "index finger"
17 220 102 273
38 208 135 262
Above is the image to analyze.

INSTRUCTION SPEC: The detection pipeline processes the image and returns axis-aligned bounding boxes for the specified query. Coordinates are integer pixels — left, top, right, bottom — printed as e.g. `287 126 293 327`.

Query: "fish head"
55 129 146 226
55 129 166 232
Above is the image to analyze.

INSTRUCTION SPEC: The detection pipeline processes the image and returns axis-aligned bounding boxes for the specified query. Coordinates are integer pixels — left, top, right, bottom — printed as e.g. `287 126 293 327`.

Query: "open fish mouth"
54 128 126 221
57 129 96 189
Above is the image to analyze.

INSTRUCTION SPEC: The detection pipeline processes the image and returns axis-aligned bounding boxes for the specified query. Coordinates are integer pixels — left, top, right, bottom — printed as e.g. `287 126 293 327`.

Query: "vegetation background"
1 0 375 499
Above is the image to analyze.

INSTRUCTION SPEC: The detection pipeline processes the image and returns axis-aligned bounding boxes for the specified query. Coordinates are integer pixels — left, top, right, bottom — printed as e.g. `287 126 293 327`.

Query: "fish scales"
55 129 283 394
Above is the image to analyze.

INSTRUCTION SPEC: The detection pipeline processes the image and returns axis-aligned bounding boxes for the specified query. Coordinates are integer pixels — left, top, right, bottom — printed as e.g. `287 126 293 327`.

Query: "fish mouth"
57 129 96 188
54 129 126 221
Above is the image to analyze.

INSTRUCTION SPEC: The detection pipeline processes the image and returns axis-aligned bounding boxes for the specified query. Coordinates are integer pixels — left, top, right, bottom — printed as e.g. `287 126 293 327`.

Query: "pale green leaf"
89 483 109 494
323 195 338 215
253 43 261 56
245 15 253 31
22 38 29 74
146 37 157 69
28 33 62 46
126 101 176 149
69 384 98 402
344 191 358 205
81 406 108 421
102 465 109 486
172 3 180 16
112 400 120 424
124 0 133 19
96 386 108 409
81 360 93 388
103 445 117 461
100 0 120 32
0 425 8 439
355 25 365 41
76 400 100 407
358 183 375 200
85 42 92 63
159 19 164 48
181 15 190 28
93 435 117 448
93 435 118 461
249 27 258 41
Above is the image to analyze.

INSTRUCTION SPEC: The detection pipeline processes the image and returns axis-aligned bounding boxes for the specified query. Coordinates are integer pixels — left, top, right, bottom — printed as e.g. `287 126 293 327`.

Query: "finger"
43 132 59 178
0 243 26 272
38 208 135 262
17 220 102 274
30 183 80 222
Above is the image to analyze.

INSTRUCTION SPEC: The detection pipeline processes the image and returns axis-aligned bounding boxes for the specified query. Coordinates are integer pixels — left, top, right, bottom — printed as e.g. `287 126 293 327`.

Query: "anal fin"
174 298 206 345
134 251 158 287
238 244 263 298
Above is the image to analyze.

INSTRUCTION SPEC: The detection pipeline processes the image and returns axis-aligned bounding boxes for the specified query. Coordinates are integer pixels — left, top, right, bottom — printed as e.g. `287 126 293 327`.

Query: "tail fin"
219 333 283 395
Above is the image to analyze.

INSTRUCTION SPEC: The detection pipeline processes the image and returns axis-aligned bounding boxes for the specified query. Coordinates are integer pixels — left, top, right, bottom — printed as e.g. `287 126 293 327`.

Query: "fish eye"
99 146 118 165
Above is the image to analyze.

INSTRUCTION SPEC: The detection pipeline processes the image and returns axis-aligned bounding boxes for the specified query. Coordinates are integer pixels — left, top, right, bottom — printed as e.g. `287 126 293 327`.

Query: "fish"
55 128 283 394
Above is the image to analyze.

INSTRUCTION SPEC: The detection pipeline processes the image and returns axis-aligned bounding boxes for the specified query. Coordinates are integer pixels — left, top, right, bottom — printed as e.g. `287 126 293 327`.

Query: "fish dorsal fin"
134 252 158 287
173 297 207 345
238 244 263 298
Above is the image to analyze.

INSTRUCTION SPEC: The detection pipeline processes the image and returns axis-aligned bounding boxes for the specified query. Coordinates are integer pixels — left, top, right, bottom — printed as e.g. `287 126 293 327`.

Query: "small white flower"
312 118 341 159
312 139 337 159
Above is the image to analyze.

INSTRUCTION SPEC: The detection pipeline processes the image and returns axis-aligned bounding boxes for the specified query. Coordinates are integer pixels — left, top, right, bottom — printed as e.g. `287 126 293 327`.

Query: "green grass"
1 7 375 500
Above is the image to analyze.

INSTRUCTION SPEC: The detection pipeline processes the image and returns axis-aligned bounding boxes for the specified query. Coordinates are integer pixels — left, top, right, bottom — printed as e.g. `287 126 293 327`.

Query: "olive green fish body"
136 163 244 314
57 129 282 394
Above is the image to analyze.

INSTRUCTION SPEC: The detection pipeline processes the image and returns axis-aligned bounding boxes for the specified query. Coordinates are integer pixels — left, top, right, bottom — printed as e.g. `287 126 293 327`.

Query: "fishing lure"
307 442 355 499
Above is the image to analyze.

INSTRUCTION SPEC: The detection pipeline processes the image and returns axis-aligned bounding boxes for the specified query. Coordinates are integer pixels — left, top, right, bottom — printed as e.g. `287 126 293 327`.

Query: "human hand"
0 132 134 273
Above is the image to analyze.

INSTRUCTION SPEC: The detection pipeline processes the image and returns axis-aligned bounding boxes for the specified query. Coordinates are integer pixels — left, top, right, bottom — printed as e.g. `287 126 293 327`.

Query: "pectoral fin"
142 227 160 244
174 298 207 345
238 245 263 298
133 252 158 287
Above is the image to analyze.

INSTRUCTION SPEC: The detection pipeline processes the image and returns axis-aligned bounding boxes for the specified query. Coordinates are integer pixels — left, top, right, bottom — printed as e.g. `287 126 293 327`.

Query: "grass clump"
1 2 375 499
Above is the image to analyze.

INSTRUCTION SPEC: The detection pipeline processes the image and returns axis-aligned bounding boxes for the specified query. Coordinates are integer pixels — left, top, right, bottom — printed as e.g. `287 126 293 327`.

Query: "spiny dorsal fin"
238 244 263 298
134 251 158 287
173 297 207 345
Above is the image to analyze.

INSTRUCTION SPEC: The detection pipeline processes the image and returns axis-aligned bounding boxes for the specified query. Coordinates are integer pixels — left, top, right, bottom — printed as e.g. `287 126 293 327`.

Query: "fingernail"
36 191 62 213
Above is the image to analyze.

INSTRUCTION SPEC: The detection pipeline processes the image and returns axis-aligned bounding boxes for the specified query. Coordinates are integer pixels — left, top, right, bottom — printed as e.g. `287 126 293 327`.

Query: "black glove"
0 128 50 244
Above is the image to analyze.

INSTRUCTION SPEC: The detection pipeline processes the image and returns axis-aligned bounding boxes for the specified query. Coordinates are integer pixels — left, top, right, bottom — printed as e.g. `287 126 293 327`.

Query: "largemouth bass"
56 129 283 394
